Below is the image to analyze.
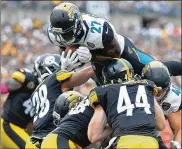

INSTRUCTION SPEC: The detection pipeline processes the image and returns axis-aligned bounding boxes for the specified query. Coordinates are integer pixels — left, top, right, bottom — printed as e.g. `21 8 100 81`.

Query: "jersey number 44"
117 85 152 116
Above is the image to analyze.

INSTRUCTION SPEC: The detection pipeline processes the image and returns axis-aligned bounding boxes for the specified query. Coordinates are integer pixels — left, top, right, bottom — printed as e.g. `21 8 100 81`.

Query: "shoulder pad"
19 68 32 73
56 70 74 82
89 89 99 109
11 71 26 83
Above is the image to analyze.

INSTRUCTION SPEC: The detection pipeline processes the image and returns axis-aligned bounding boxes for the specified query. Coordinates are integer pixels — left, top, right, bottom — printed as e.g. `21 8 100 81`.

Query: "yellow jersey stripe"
12 71 26 83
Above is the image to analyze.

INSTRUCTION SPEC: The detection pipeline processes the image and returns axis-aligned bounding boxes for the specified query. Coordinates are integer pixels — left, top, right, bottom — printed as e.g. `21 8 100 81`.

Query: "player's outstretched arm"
88 105 113 144
154 98 166 131
168 110 181 148
1 78 22 94
61 66 94 92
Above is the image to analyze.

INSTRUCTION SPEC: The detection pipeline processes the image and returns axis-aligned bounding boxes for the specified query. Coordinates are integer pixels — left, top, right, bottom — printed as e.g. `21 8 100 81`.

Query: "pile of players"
1 2 181 149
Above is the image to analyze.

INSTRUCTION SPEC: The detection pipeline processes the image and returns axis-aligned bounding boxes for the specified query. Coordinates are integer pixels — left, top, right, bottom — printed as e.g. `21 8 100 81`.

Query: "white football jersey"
77 14 106 50
158 84 181 116
79 14 124 53
48 14 125 53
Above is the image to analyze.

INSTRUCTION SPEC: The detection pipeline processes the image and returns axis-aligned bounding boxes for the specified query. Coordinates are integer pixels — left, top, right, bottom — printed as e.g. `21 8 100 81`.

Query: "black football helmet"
102 58 134 84
50 2 82 45
34 53 61 81
53 91 84 126
142 61 171 89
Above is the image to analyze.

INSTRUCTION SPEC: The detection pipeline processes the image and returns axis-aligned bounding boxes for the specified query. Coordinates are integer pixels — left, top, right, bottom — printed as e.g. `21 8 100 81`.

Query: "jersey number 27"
117 85 152 116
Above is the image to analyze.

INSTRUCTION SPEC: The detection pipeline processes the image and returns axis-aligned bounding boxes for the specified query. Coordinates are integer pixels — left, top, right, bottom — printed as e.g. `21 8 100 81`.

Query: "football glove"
76 46 92 63
61 50 81 72
171 141 181 149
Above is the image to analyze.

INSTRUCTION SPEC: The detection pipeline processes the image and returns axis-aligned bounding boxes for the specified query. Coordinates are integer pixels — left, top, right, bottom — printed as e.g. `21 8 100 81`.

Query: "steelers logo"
44 56 55 66
27 81 35 89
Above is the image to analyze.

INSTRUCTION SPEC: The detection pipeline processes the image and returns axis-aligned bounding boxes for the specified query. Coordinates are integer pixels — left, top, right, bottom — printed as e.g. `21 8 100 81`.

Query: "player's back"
94 79 156 137
31 71 63 138
54 97 94 148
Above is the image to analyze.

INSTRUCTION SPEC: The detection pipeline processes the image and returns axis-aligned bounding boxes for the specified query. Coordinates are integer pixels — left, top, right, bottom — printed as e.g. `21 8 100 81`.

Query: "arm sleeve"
56 69 74 82
88 89 100 109
162 61 182 76
11 70 26 83
89 87 106 109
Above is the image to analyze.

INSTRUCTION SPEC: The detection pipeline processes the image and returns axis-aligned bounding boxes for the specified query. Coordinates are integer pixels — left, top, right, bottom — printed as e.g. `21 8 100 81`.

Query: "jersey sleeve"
12 68 38 90
88 89 99 109
56 69 74 82
88 87 107 110
102 21 114 48
161 84 182 116
11 69 26 84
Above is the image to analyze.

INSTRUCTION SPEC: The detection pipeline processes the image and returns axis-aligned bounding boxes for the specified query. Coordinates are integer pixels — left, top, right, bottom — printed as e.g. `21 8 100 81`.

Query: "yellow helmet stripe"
55 3 73 12
113 58 131 80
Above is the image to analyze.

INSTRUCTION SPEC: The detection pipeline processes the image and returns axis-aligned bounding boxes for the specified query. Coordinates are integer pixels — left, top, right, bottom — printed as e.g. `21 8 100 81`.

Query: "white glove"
171 141 181 149
76 46 92 63
61 50 82 72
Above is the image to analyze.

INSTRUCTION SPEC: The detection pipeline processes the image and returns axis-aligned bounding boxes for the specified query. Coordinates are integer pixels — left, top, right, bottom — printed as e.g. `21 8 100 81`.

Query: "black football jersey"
89 80 157 137
53 97 94 148
31 70 73 138
2 68 39 128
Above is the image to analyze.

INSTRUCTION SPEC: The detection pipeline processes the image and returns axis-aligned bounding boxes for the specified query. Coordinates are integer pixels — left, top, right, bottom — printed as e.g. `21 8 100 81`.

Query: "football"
64 45 85 69
64 45 79 55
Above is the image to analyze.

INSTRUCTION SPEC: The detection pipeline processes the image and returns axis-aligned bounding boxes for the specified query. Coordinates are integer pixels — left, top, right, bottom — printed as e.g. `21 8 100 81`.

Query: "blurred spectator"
1 1 181 93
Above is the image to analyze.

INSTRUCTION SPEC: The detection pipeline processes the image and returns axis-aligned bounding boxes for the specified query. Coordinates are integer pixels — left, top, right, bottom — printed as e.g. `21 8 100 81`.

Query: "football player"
48 2 181 85
25 53 94 149
87 58 166 148
1 68 39 149
41 91 94 149
142 61 181 149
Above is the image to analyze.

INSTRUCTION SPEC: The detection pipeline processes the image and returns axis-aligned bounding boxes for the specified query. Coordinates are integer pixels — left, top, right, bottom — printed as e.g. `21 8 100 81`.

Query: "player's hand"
171 141 181 149
61 50 82 72
76 46 92 63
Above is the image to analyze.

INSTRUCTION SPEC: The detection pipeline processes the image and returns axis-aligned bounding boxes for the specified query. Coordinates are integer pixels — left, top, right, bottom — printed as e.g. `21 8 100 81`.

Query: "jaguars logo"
87 42 95 48
27 81 35 89
162 102 171 111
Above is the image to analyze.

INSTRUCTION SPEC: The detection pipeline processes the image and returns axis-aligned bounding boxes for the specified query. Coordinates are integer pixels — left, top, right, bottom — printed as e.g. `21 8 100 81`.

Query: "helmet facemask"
34 54 61 81
51 13 83 46
103 70 133 85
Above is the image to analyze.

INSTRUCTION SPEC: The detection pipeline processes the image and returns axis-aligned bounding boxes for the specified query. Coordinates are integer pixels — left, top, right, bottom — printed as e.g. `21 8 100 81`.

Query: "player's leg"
121 37 154 75
91 62 105 86
1 118 29 149
116 135 159 149
122 37 181 76
41 132 82 149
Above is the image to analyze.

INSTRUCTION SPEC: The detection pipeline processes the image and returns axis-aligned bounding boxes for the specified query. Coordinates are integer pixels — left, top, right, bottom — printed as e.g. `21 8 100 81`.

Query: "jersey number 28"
117 85 151 116
32 84 50 122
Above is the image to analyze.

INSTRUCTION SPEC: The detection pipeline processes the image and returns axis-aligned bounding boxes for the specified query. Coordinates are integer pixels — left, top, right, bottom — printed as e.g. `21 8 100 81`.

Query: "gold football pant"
41 133 82 149
116 135 159 149
25 136 41 149
1 118 29 149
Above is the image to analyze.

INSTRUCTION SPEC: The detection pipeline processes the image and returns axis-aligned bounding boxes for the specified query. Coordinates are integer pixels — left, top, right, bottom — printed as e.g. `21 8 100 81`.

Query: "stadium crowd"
1 17 181 115
1 17 181 86
1 1 181 17
1 1 181 149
